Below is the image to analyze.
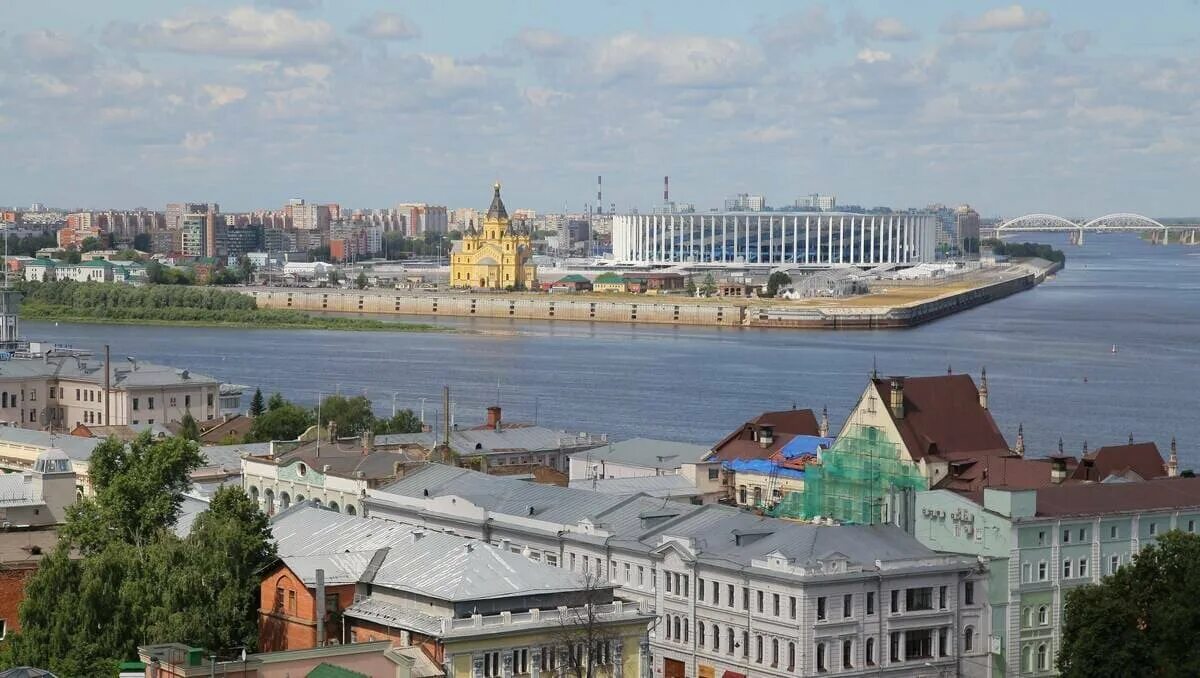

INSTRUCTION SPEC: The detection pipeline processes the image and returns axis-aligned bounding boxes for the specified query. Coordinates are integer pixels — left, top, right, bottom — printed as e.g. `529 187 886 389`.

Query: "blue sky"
1 1 1197 216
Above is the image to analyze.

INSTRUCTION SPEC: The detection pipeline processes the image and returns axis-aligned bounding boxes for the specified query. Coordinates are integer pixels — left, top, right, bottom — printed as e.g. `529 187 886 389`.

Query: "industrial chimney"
889 377 905 419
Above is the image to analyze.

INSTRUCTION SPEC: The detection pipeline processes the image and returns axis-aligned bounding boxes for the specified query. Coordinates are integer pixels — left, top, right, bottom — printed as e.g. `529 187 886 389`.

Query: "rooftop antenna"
596 175 602 215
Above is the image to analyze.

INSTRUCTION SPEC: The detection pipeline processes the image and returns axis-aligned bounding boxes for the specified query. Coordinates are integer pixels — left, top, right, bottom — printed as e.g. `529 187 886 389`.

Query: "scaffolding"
774 424 927 525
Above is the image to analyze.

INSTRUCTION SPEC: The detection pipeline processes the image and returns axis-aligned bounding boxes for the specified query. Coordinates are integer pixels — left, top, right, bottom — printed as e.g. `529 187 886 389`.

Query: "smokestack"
315 568 326 645
664 175 669 202
889 377 905 419
597 175 602 215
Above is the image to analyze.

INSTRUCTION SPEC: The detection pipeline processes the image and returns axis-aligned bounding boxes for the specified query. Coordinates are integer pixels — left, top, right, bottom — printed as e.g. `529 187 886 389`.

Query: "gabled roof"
1071 442 1165 482
708 409 821 462
870 375 1008 460
570 438 710 471
592 272 625 283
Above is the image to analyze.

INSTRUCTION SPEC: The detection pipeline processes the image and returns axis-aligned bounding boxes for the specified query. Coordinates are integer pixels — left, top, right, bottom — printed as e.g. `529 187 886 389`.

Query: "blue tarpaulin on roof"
723 459 806 480
778 435 834 459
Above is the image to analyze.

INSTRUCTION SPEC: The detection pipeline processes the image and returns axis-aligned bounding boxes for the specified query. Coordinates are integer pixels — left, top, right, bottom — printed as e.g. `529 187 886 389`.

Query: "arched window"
280 492 290 509
1038 605 1048 625
1037 644 1048 670
739 486 747 503
755 635 763 662
248 486 259 503
665 615 672 640
771 638 779 667
673 616 681 641
264 488 275 515
328 501 339 512
697 621 705 647
866 637 875 665
788 641 796 671
682 616 688 643
816 642 826 672
1022 646 1032 672
295 494 305 504
727 627 734 655
964 626 974 652
712 624 720 651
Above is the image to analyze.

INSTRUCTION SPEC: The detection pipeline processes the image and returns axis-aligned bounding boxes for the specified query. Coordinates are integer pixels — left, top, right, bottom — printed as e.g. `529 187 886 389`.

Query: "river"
24 233 1200 468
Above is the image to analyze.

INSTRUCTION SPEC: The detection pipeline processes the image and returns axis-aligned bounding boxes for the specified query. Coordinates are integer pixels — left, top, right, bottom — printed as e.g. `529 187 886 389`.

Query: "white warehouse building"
612 212 937 267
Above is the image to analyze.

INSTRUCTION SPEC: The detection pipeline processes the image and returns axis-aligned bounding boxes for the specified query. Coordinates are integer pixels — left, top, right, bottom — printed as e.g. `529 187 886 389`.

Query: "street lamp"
419 397 427 425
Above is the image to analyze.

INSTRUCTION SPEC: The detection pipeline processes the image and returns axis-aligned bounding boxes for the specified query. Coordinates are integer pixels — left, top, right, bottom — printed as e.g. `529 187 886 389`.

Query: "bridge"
994 213 1173 244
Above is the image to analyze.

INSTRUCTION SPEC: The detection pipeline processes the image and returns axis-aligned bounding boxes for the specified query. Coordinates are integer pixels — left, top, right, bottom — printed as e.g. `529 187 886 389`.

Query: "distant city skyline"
1 1 1196 216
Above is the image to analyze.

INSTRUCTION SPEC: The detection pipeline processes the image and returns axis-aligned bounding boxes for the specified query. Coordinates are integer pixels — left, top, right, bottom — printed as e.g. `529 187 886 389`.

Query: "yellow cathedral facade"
450 184 537 290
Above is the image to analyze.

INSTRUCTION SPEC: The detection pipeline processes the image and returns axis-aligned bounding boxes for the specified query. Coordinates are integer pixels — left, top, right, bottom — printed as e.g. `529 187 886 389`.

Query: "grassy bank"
15 281 441 332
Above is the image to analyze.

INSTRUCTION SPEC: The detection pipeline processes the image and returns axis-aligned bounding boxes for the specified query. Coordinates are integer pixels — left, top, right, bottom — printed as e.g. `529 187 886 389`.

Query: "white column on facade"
859 217 866 264
792 216 799 263
757 216 764 264
745 216 751 264
732 217 739 262
827 216 834 263
814 217 821 264
848 216 856 265
688 216 695 262
836 216 843 263
719 216 726 263
870 216 876 264
806 217 816 264
670 216 677 262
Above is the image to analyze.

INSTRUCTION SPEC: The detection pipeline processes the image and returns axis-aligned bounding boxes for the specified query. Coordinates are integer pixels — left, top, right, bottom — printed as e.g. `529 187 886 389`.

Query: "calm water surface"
26 234 1200 466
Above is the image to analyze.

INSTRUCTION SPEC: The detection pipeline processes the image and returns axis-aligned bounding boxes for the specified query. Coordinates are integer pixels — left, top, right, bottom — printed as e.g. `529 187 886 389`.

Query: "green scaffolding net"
770 424 928 524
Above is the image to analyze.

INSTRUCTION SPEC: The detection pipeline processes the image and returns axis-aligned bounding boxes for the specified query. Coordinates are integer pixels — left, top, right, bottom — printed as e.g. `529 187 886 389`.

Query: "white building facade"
612 212 937 267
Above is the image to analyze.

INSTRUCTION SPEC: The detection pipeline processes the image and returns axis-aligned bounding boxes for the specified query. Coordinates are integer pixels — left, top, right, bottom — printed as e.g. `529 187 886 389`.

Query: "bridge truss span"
1080 213 1167 231
997 212 1168 234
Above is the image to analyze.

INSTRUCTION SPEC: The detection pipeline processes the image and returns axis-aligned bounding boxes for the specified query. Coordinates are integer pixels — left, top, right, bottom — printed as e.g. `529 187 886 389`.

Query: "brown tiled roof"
871 375 1008 461
937 453 1080 497
1033 476 1200 518
1070 442 1165 482
707 409 820 462
198 415 254 444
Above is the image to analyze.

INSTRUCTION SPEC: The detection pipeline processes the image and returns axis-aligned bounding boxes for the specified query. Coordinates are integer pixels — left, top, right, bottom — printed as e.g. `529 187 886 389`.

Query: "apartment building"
365 464 991 678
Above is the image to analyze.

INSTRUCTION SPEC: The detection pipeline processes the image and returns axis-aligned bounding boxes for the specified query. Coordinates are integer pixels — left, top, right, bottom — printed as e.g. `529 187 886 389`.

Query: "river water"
25 233 1200 467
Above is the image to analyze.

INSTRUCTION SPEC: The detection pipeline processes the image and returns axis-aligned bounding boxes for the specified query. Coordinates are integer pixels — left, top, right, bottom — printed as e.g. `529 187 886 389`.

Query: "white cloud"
29 74 76 98
523 86 569 108
944 5 1051 34
203 84 248 108
515 28 572 57
756 6 836 54
117 7 338 59
1062 31 1092 54
182 130 215 151
592 33 762 87
13 30 93 65
740 125 797 143
871 18 918 41
857 48 894 64
350 11 420 41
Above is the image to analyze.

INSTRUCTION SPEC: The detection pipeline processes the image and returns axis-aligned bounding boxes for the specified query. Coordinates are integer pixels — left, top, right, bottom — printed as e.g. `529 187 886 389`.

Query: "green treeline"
16 281 438 331
983 239 1067 265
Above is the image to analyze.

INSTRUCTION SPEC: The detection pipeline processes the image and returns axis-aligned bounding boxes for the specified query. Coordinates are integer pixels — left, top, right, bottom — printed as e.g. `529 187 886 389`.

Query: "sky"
0 1 1197 217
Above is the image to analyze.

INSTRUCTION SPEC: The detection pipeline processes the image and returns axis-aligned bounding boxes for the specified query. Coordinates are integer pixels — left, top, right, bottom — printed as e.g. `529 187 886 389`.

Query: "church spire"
978 367 989 410
487 182 508 220
1014 423 1025 457
1168 437 1179 477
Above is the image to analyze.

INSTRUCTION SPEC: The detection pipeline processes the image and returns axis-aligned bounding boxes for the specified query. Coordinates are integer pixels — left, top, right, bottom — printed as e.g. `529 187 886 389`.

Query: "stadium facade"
611 212 936 266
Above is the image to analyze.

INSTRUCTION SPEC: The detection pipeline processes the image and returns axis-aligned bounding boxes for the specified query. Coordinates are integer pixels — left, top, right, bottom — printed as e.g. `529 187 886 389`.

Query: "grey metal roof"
377 426 601 457
271 505 591 602
0 427 103 462
173 494 210 538
568 474 703 498
0 474 36 506
343 597 443 636
570 438 711 470
0 356 219 390
201 441 272 470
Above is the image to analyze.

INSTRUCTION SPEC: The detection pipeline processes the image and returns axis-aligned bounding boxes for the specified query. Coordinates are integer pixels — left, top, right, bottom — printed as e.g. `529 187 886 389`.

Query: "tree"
1058 531 1200 678
374 408 423 435
267 392 286 411
700 273 717 297
765 271 792 298
245 402 313 442
355 272 369 289
133 233 152 252
249 388 266 417
238 256 255 284
317 394 375 436
685 275 697 297
80 236 101 253
178 412 200 441
64 249 82 264
327 269 341 285
550 573 622 678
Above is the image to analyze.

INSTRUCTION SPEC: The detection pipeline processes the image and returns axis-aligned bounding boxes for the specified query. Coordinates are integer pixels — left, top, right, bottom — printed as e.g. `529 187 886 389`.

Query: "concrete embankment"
246 267 1043 330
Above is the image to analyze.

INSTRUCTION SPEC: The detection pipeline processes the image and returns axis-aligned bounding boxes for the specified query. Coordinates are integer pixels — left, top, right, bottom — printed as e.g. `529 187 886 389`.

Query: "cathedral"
449 184 537 290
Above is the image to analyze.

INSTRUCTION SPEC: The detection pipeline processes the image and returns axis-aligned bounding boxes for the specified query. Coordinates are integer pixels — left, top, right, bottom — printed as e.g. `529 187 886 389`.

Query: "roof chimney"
361 429 374 456
1168 437 1179 478
758 424 775 449
978 367 989 410
1050 457 1068 484
889 377 905 419
486 406 502 432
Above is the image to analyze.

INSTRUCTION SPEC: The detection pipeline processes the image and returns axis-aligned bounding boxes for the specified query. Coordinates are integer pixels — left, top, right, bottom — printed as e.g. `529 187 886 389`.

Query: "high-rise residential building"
214 224 263 258
956 204 982 254
725 193 765 211
290 202 330 231
28 203 45 213
57 212 102 249
395 203 448 236
180 217 205 258
796 193 837 211
165 202 216 230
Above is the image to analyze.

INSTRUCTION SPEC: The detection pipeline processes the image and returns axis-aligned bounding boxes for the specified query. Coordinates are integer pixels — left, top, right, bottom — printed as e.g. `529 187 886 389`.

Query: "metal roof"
0 356 220 389
0 427 103 462
570 438 710 470
378 426 600 457
343 597 443 636
271 505 591 602
568 474 704 497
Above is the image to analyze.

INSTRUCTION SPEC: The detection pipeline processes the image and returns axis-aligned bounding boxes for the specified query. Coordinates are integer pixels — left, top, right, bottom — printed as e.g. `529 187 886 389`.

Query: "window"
1079 528 1087 541
728 627 735 655
1022 646 1032 672
906 587 933 611
75 389 80 401
569 553 576 571
938 626 948 657
1063 559 1072 579
844 593 853 617
511 649 528 675
287 589 296 613
727 584 734 608
755 635 763 663
742 631 749 658
964 626 974 652
773 593 780 616
29 389 35 402
1149 522 1158 536
757 590 764 612
890 633 900 663
651 567 656 588
866 637 875 665
666 572 673 593
739 486 747 503
743 586 749 610
817 596 827 620
965 581 975 605
169 397 176 407
1022 561 1032 582
673 616 681 641
788 641 796 671
842 639 853 668
698 621 705 647
207 393 213 408
1037 644 1048 670
1110 524 1119 539
665 614 671 640
790 595 797 619
1190 520 1196 533
905 629 933 659
148 397 155 409
1038 561 1048 581
890 589 899 613
712 580 719 604
816 642 826 672
1037 530 1046 545
698 577 705 600
540 647 558 672
185 394 192 408
1110 554 1120 574
483 651 501 677
708 467 720 481
772 638 779 667
1023 607 1032 628
1062 529 1071 544
637 565 643 585
1038 605 1048 625
1079 558 1088 578
712 624 720 651
938 585 947 609
867 591 875 615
